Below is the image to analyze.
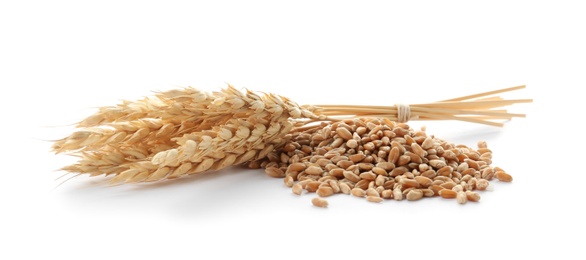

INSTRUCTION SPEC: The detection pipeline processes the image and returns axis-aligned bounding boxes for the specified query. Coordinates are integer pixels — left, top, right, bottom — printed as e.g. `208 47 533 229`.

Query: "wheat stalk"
52 84 530 184
316 85 532 127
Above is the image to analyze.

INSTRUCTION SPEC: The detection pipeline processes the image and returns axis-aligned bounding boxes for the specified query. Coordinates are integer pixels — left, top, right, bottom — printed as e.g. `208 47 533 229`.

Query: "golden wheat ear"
54 86 320 184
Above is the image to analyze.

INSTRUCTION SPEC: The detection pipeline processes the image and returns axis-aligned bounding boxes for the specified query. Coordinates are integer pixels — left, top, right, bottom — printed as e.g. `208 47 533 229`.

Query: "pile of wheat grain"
250 118 512 207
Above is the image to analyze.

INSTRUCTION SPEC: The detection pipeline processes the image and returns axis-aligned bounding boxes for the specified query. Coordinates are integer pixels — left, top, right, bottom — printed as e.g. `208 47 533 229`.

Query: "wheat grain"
406 189 424 201
465 191 481 202
494 171 513 182
253 117 517 205
261 118 516 203
317 186 335 197
292 183 303 195
456 191 468 204
311 197 329 208
366 196 383 203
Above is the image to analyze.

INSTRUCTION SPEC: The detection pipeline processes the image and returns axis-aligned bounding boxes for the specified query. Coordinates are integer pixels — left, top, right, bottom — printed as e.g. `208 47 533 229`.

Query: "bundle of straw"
52 85 531 184
315 85 531 127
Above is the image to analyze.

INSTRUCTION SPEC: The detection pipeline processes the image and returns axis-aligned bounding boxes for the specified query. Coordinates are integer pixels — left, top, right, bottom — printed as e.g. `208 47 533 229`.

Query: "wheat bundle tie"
395 103 411 123
52 84 531 184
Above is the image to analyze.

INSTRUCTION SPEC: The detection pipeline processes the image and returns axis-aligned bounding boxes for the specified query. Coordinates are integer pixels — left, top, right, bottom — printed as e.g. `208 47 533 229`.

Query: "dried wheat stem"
314 85 532 127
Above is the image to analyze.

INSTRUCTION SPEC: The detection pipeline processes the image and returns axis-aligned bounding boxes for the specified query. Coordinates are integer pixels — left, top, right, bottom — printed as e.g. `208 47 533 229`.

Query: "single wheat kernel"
312 197 329 208
421 137 434 149
482 167 495 180
397 155 411 166
388 147 400 164
354 179 369 190
421 189 435 197
452 184 464 192
319 176 336 183
461 175 472 182
337 160 354 169
402 187 415 197
383 180 395 190
375 175 386 187
476 179 489 190
429 159 447 169
432 179 444 186
368 181 376 190
336 127 353 140
360 171 377 181
477 141 487 149
439 189 458 199
348 153 366 163
434 176 451 182
351 188 366 197
465 191 481 202
297 179 311 188
292 183 303 195
339 182 351 194
343 170 361 183
456 162 469 173
330 138 344 148
414 176 433 187
317 186 335 197
393 187 403 201
465 159 480 170
382 189 393 199
363 187 378 197
327 180 341 193
305 165 323 175
284 176 294 187
389 167 408 177
406 189 424 201
456 191 467 204
305 181 321 192
399 178 419 188
371 167 387 177
346 139 358 149
363 142 375 151
411 143 426 158
440 182 457 190
357 163 373 171
436 166 453 177
376 162 394 171
366 196 383 203
494 171 513 182
421 169 436 179
315 158 331 167
430 185 443 196
265 167 285 178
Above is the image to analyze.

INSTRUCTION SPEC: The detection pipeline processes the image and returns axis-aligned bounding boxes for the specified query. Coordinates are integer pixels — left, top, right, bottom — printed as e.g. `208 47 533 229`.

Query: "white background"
1 0 584 259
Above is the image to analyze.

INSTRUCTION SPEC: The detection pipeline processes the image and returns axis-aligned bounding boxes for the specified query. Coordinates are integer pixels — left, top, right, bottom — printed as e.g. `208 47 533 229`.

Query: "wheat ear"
54 85 323 183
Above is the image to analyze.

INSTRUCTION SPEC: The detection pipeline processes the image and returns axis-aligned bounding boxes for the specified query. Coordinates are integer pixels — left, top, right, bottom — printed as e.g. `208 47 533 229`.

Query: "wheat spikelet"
77 87 213 127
